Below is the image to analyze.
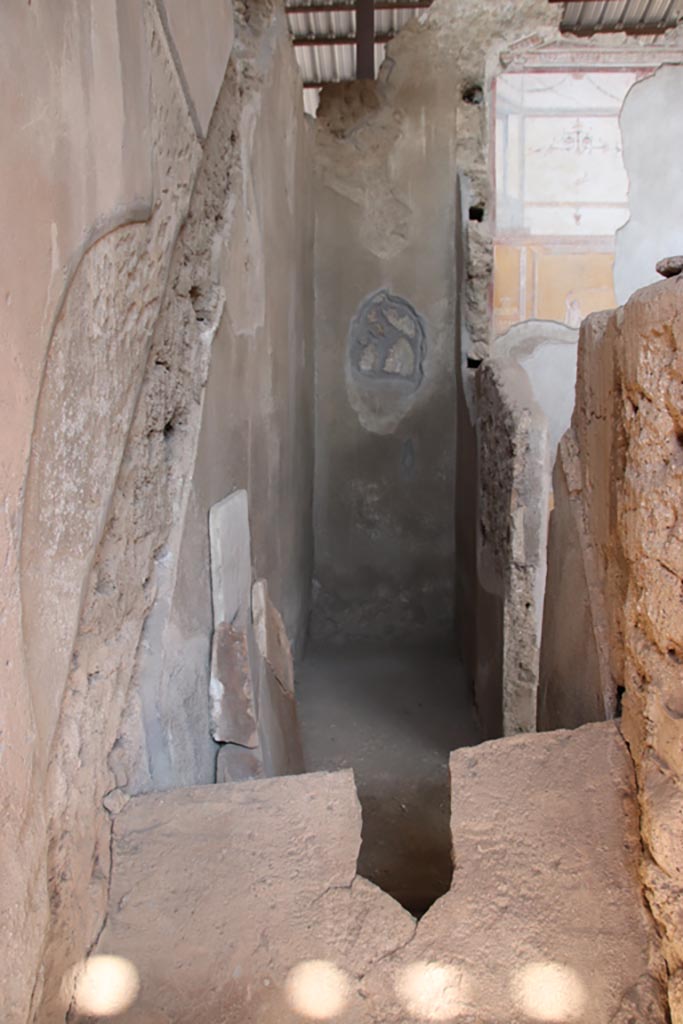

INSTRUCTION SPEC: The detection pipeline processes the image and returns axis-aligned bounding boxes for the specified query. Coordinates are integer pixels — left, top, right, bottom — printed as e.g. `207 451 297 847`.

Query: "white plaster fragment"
209 489 252 630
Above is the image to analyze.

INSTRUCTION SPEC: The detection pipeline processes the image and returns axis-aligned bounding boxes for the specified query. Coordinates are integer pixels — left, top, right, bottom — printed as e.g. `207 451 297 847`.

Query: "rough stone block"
93 771 414 1022
209 622 258 746
89 724 664 1023
363 721 667 1023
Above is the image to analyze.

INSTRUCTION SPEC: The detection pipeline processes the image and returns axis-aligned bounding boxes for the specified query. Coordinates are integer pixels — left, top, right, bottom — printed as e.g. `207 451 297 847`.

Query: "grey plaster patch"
346 290 427 435
350 290 425 390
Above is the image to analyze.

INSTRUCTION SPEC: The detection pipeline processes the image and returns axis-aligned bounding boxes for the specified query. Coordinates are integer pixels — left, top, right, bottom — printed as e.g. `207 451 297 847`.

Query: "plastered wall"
311 0 561 643
0 2 313 1020
614 63 683 304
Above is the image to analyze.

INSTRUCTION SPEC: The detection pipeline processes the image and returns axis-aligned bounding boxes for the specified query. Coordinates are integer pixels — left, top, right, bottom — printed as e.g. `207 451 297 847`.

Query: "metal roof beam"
356 0 375 78
286 1 430 10
293 33 393 44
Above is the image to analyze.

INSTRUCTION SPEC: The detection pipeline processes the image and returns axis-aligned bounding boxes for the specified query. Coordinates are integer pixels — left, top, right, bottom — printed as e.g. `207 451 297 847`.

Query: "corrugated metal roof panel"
286 2 429 89
560 0 680 35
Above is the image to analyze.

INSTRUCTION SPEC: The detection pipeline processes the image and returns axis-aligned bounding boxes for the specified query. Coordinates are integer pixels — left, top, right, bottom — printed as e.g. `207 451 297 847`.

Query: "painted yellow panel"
532 250 615 325
493 244 522 338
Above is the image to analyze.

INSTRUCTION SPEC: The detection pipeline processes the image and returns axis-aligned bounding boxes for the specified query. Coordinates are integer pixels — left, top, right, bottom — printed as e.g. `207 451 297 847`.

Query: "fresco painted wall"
492 68 646 338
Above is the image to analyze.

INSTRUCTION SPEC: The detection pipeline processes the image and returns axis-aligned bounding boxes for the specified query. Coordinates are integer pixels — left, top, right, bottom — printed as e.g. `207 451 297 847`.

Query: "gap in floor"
296 639 480 917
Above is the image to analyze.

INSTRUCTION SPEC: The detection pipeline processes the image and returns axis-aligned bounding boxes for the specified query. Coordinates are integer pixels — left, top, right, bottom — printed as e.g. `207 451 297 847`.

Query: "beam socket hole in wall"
188 283 208 322
469 206 485 223
462 83 484 105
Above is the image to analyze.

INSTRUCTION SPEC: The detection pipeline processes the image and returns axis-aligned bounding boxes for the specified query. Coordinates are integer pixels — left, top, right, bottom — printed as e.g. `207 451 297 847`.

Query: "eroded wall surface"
475 321 578 737
539 275 683 1019
475 364 544 737
0 2 313 1021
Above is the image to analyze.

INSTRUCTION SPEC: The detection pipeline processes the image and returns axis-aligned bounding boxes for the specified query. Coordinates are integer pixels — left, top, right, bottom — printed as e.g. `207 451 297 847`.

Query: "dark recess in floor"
296 640 480 916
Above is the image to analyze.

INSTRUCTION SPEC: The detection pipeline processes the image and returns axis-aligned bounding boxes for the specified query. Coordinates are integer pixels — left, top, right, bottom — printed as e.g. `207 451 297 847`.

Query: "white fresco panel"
524 203 628 237
524 115 628 206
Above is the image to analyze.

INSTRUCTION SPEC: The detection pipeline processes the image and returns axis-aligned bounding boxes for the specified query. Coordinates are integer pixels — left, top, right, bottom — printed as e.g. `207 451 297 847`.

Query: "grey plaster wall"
311 0 566 643
311 163 458 639
130 26 314 793
615 63 683 305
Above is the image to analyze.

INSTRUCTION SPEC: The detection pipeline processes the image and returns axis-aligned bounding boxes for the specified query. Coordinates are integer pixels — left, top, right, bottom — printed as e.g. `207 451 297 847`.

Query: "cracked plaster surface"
91 723 665 1023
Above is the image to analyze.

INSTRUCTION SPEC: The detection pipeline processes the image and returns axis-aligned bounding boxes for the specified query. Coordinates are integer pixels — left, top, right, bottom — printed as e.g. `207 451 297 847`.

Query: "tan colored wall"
539 275 683 1020
0 2 312 1021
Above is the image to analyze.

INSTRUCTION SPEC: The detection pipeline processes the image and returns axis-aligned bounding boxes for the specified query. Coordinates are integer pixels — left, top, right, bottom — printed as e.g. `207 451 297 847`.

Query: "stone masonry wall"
540 274 683 1021
0 3 313 1021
